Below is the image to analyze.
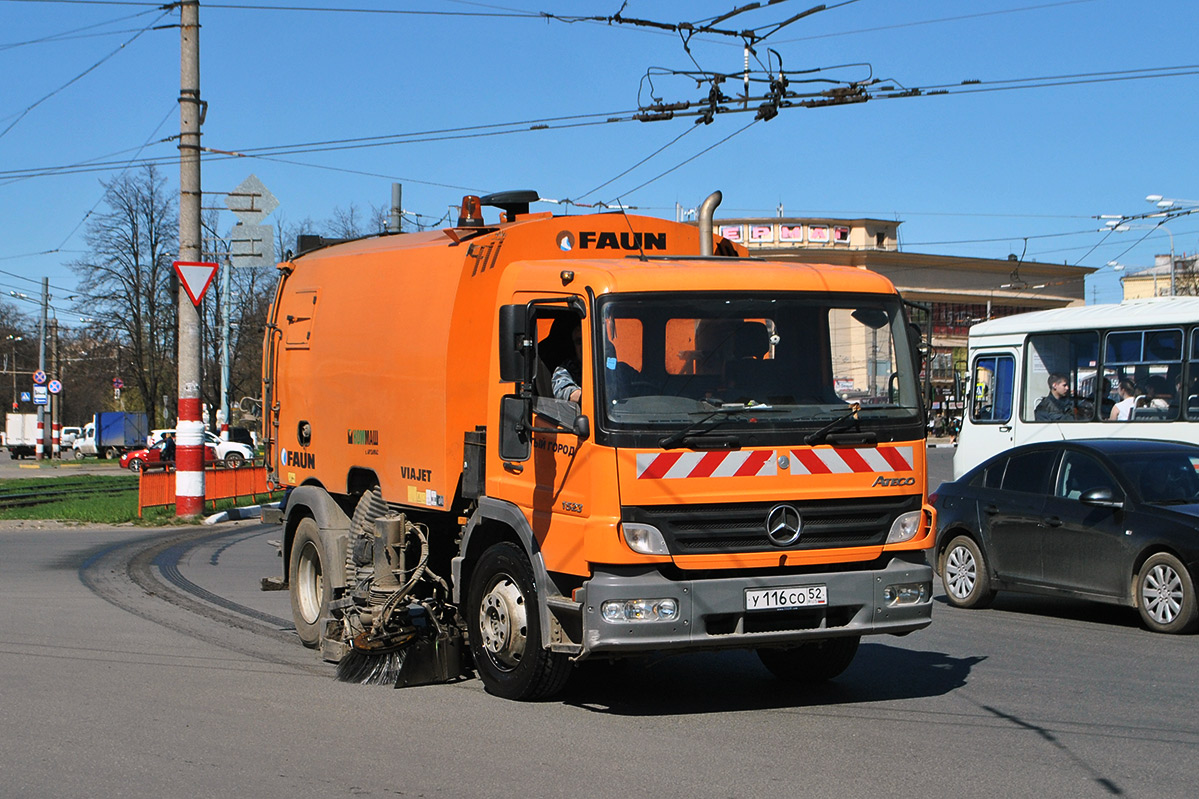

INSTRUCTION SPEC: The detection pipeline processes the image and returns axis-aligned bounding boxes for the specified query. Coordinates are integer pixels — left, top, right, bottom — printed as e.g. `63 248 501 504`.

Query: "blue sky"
2 0 1197 327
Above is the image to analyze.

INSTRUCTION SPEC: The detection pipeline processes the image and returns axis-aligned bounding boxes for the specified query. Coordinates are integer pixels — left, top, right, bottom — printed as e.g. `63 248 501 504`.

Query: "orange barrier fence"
137 464 281 517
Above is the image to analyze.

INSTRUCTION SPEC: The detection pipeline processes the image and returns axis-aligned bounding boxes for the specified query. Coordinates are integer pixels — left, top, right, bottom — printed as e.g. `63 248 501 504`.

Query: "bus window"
1023 332 1099 423
971 354 1014 423
1104 328 1182 421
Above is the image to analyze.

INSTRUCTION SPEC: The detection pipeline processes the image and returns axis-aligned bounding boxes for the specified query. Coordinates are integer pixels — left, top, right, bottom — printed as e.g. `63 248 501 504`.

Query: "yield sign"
173 261 219 306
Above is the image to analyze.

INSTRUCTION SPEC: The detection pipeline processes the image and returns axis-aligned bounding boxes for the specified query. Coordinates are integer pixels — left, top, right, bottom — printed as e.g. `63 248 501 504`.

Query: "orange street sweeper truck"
263 190 934 700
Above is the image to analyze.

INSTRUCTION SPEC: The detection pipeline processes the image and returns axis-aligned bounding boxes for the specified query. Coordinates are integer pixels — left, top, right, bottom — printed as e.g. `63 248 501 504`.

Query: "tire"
127 458 142 473
224 451 245 469
942 534 996 609
73 449 84 460
757 636 861 682
289 518 330 648
1136 553 1199 634
467 542 571 701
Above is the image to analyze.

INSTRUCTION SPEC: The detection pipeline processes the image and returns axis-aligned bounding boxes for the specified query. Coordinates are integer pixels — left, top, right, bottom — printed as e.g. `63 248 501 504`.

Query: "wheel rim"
226 453 243 468
1142 563 1184 625
478 575 527 671
295 540 323 624
945 544 977 600
129 460 141 472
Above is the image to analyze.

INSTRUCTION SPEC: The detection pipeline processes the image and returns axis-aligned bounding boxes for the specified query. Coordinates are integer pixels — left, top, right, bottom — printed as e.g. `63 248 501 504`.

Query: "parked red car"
120 439 220 472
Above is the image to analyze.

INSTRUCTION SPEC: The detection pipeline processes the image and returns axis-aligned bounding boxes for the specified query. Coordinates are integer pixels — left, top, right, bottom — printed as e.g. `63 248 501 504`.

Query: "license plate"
745 585 828 611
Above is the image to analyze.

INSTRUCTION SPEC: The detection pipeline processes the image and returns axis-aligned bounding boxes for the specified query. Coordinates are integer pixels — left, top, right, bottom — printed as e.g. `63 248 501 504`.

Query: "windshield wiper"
658 402 776 449
804 402 861 446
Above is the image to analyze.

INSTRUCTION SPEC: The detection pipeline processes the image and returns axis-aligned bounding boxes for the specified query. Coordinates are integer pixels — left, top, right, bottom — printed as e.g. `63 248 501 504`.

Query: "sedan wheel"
1136 553 1198 634
942 535 995 609
128 458 142 473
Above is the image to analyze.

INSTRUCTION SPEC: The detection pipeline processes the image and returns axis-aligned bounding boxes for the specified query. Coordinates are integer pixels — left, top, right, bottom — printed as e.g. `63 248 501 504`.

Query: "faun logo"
576 231 666 251
281 448 316 469
347 428 379 446
872 475 916 487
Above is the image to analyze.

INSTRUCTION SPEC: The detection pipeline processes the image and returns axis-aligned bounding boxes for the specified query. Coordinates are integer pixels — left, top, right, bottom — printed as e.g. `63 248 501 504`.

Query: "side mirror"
498 305 532 383
1079 486 1124 509
498 394 532 462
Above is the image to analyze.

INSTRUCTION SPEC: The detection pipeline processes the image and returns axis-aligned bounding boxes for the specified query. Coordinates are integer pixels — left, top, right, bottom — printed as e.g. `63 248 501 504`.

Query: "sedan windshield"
1122 453 1199 504
596 293 921 437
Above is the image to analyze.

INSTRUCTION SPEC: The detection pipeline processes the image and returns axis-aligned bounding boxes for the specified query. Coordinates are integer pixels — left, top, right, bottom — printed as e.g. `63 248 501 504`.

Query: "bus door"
955 350 1017 478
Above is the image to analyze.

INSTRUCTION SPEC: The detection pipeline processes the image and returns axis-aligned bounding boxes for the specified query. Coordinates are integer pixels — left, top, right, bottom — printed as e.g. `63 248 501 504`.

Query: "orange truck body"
265 192 934 699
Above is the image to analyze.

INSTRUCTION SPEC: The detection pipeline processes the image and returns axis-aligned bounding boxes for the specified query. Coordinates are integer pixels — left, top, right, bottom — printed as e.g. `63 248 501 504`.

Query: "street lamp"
6 334 22 411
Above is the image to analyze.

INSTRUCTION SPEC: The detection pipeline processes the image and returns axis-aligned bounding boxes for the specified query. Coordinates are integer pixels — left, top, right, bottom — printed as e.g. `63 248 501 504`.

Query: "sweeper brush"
331 508 469 687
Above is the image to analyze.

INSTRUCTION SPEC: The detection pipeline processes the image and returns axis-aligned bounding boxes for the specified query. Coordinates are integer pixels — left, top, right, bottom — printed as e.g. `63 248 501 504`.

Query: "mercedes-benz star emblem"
765 504 802 547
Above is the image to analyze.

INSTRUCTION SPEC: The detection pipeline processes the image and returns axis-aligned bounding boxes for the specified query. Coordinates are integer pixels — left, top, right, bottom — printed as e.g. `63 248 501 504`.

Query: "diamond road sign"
229 223 276 269
225 174 278 226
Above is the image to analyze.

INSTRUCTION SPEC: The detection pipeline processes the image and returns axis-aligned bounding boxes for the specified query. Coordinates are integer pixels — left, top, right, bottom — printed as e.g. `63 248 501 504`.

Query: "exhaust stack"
698 191 723 256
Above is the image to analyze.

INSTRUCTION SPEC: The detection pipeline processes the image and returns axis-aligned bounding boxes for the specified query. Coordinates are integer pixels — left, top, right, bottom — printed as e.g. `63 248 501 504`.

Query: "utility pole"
176 0 205 516
36 277 47 460
50 319 59 458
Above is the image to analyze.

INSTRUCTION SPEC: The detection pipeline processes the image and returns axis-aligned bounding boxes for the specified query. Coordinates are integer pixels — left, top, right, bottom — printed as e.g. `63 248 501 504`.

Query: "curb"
203 501 282 525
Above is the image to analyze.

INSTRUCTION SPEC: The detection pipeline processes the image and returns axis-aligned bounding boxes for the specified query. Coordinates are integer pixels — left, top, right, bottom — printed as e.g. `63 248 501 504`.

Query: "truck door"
493 300 595 577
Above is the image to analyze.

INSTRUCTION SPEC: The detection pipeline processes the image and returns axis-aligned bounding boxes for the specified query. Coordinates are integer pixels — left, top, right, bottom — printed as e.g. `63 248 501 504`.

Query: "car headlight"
885 510 922 544
621 523 670 555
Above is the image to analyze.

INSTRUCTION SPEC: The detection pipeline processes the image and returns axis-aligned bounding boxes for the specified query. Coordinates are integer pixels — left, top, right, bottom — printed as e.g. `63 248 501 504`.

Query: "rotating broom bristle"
335 646 409 685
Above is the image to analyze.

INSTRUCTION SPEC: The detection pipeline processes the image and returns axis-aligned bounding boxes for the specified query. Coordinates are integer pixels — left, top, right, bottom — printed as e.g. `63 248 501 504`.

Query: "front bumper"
578 555 932 657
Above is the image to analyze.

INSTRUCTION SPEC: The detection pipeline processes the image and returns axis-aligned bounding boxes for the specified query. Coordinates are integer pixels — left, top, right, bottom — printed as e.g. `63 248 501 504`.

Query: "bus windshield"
595 293 922 439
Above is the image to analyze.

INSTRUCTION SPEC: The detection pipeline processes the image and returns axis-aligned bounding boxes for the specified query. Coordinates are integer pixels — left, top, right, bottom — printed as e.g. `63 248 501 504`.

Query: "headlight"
601 598 679 623
621 522 670 555
885 510 922 544
883 582 931 606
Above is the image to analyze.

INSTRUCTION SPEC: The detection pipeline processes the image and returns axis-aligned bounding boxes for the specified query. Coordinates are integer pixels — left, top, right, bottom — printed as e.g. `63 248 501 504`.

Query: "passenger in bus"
1143 375 1172 410
1109 379 1139 421
1031 374 1079 422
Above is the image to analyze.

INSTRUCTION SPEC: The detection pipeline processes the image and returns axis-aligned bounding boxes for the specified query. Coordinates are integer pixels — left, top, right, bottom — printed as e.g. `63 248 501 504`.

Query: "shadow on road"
563 642 983 716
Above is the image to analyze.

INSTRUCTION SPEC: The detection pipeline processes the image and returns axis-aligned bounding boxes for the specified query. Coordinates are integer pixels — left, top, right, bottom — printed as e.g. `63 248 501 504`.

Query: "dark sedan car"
932 438 1199 634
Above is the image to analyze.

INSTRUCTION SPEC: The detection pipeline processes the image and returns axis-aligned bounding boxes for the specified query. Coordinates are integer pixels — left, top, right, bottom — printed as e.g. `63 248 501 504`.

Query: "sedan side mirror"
1080 487 1124 509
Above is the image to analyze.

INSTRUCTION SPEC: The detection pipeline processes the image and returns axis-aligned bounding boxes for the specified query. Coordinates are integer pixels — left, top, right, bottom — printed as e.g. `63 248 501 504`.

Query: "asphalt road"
2 444 1193 798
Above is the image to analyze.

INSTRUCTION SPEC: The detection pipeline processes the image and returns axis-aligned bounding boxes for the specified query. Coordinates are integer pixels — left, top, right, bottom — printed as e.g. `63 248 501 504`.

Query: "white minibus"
954 297 1199 478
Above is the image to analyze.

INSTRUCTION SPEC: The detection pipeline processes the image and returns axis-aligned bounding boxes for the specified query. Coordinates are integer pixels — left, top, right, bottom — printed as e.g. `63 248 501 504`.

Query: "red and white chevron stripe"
636 450 777 480
634 446 914 480
789 445 914 475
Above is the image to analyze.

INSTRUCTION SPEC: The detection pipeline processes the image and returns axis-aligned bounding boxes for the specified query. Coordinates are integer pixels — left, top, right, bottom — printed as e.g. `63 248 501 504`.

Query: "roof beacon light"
458 195 485 227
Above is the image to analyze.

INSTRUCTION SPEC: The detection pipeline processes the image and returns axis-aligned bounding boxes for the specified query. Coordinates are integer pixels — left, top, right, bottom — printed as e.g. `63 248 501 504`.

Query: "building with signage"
711 215 1094 413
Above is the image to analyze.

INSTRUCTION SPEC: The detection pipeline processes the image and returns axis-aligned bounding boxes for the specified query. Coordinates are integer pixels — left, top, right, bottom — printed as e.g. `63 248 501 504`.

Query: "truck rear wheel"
467 542 571 701
289 518 330 648
757 636 860 682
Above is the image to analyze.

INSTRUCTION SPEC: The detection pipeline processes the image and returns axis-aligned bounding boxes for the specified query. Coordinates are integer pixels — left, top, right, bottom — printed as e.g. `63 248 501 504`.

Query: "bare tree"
70 164 177 427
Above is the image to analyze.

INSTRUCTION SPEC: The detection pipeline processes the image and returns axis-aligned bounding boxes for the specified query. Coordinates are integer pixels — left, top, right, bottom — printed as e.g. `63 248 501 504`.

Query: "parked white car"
145 428 253 468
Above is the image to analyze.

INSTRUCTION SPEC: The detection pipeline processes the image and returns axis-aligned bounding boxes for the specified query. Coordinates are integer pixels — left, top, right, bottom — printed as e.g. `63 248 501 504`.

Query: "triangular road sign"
173 261 219 306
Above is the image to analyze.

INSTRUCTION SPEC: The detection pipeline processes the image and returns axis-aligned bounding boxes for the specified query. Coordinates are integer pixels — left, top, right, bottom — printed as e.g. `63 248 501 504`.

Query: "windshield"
596 293 922 441
1123 453 1199 504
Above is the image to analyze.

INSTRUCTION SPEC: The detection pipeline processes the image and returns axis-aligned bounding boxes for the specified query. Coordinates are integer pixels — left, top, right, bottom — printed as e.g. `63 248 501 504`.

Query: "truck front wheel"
467 542 571 701
289 518 329 648
757 636 861 682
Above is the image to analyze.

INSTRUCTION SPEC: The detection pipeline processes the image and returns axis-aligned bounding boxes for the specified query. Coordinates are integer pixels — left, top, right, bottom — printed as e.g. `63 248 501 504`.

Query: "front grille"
623 496 921 555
